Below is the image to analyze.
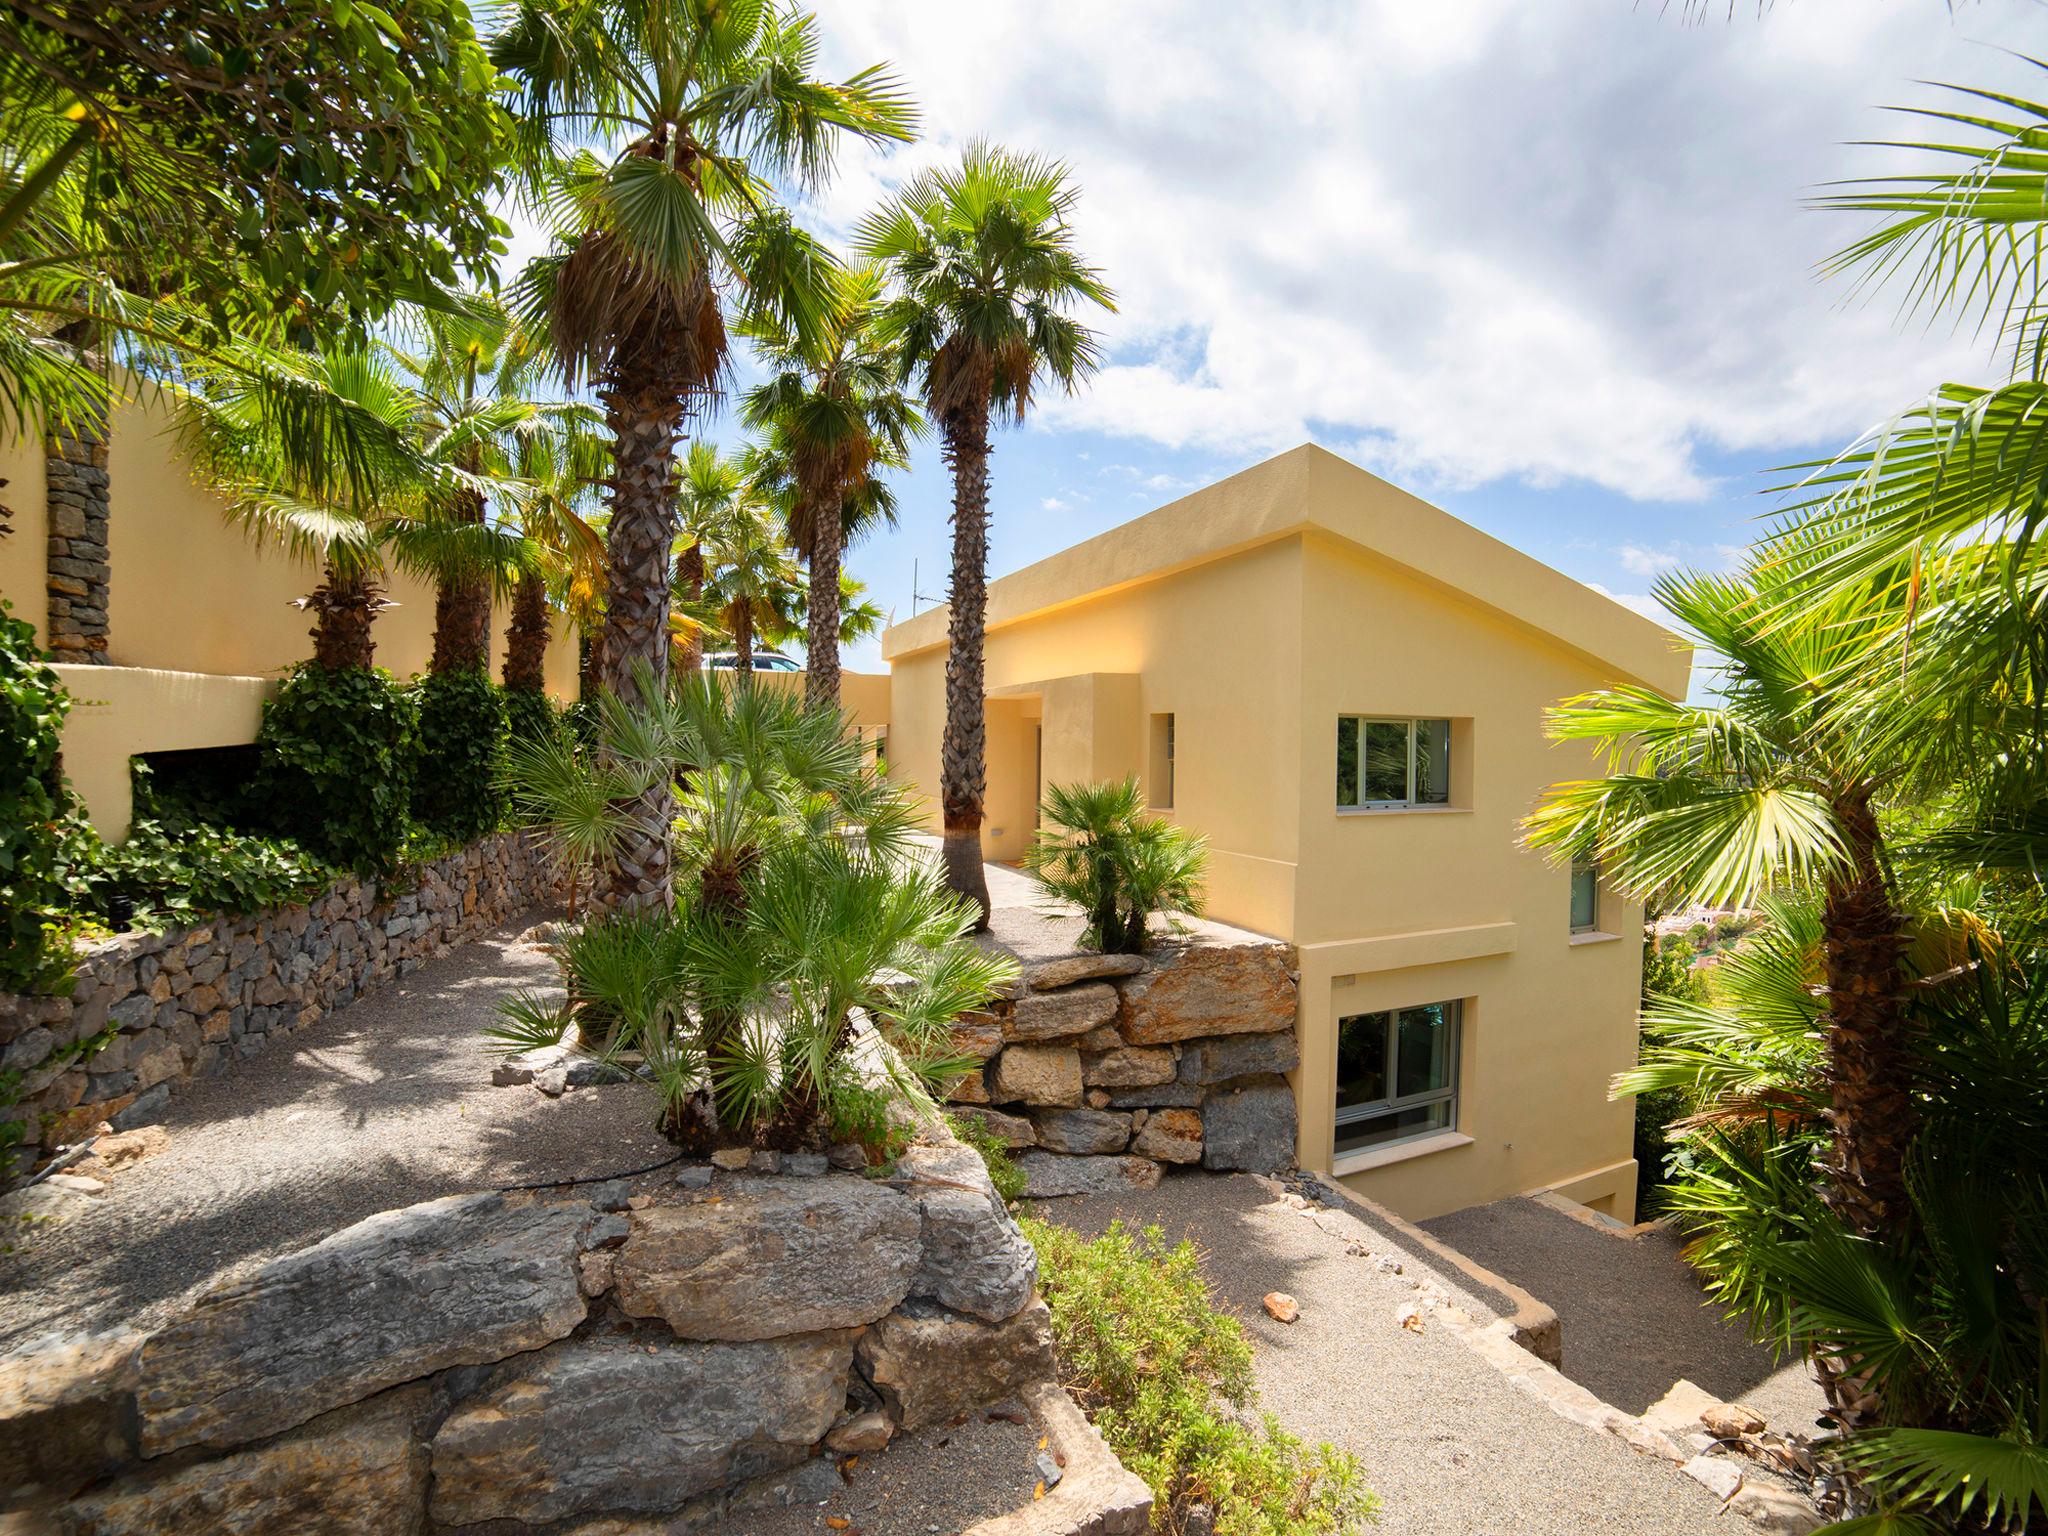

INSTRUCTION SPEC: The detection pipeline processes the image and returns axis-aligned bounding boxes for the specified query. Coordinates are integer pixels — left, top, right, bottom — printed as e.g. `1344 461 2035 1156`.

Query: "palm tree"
1526 558 1963 1241
740 263 919 707
501 415 609 698
698 482 802 679
860 143 1114 922
492 0 911 912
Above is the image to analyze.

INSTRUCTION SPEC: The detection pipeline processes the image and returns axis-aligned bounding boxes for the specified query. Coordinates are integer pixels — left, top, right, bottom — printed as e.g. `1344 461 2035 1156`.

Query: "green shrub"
1024 1217 1375 1535
255 662 418 874
63 764 334 927
0 603 80 994
947 1109 1026 1202
412 667 509 840
1023 777 1209 954
503 687 564 748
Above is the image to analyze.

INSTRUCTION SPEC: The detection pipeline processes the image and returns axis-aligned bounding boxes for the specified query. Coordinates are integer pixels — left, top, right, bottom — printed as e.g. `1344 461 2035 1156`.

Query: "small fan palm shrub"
1023 777 1208 954
496 672 1011 1150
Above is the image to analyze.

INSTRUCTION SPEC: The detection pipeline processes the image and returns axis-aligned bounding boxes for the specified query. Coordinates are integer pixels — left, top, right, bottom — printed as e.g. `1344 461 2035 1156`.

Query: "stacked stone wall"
0 832 567 1180
948 931 1302 1197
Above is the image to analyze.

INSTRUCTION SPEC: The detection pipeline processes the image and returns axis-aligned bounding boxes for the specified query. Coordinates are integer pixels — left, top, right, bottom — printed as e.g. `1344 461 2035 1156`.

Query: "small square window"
1570 859 1599 933
1336 717 1452 808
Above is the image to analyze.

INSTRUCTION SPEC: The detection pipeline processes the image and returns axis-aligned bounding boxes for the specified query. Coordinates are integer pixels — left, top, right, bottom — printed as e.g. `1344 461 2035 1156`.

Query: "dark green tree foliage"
1023 778 1207 954
503 686 564 748
412 667 509 840
0 0 509 329
0 603 77 992
254 662 417 873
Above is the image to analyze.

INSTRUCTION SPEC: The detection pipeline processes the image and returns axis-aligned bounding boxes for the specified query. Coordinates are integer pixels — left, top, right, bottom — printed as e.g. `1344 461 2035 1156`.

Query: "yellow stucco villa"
880 444 1692 1220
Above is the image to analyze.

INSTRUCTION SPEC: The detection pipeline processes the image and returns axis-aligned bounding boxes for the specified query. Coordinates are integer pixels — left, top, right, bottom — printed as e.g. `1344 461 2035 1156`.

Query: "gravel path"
1031 1173 1734 1536
0 917 671 1349
1422 1197 1827 1432
719 1409 1045 1535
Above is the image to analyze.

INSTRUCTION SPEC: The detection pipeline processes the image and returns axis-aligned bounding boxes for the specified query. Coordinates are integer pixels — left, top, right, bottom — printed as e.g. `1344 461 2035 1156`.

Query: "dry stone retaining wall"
0 831 566 1180
950 929 1302 1197
0 1121 1056 1533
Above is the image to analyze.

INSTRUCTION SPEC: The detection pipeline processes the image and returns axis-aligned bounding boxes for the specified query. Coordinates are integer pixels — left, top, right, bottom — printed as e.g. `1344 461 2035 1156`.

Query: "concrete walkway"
0 918 670 1349
1032 1173 1737 1536
1424 1196 1827 1433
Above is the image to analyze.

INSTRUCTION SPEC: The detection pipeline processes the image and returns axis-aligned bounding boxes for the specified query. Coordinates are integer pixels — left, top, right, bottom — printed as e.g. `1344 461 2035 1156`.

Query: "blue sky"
538 2 2048 676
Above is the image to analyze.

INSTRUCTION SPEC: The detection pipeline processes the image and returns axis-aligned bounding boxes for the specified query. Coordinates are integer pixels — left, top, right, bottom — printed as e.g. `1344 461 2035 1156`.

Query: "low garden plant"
1023 777 1209 955
1022 1215 1376 1535
494 672 1013 1151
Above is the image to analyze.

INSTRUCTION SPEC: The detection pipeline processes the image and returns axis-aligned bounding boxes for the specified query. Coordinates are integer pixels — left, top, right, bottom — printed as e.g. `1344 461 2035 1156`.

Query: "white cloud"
1040 495 1074 513
810 1 2027 503
1617 544 1682 578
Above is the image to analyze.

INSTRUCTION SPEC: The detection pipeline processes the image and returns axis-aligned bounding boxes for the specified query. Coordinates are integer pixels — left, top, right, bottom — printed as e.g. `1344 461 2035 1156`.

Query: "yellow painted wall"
880 444 1690 1220
887 535 1307 935
0 430 47 643
100 392 578 691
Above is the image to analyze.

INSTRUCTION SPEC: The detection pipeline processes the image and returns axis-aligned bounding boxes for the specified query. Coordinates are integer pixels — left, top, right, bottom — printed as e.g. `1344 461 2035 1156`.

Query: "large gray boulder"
1115 937 1296 1045
57 1386 430 1535
897 1142 1037 1323
1200 1078 1298 1172
613 1176 921 1340
136 1191 593 1456
1178 1029 1300 1085
856 1299 1056 1431
0 1330 140 1499
429 1332 855 1526
1016 1153 1162 1199
1004 984 1120 1042
1030 1108 1132 1155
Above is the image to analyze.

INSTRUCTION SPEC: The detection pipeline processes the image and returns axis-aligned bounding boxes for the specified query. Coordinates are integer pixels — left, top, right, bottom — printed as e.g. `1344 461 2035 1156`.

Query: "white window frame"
1333 1000 1462 1155
1336 716 1451 809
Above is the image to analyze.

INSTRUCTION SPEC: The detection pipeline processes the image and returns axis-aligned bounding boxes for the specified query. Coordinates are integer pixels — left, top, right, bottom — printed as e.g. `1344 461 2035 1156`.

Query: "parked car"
705 650 802 673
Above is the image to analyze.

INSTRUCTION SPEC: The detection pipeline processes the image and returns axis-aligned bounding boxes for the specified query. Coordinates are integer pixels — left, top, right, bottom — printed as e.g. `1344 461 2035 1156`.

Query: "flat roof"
882 443 1690 696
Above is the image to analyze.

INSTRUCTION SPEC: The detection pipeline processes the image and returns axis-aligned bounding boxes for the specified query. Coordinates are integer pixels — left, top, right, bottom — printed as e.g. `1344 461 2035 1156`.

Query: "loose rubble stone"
675 1165 713 1190
57 1388 430 1536
1115 937 1297 1045
1029 1108 1132 1156
824 1410 893 1455
0 1329 141 1498
1080 1046 1176 1088
856 1298 1056 1431
989 1045 1083 1107
137 1190 593 1456
613 1176 921 1340
1263 1292 1300 1324
1016 1153 1163 1199
827 1142 867 1171
1701 1402 1767 1439
1199 1079 1298 1173
783 1152 828 1177
1130 1107 1204 1164
711 1147 752 1171
1026 953 1147 990
1680 1452 1744 1501
897 1141 1037 1322
430 1333 855 1526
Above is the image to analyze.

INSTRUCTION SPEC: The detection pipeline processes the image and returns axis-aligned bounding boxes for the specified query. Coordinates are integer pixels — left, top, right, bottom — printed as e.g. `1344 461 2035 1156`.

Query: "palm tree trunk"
676 540 705 674
732 603 754 681
804 488 842 710
502 571 550 693
939 404 994 928
429 483 492 674
1818 791 1916 1239
593 365 687 914
307 562 381 671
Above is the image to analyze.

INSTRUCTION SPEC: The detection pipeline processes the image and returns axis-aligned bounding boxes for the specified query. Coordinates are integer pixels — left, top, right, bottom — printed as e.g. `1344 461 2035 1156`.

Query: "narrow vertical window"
1570 858 1599 933
1149 712 1176 809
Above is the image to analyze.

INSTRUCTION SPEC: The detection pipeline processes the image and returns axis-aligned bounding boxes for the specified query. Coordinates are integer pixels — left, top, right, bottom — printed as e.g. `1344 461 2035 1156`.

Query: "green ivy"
503 687 565 749
63 765 334 928
255 663 418 875
412 667 509 842
0 602 80 995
